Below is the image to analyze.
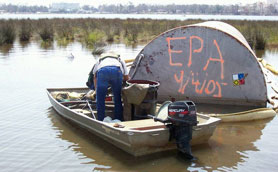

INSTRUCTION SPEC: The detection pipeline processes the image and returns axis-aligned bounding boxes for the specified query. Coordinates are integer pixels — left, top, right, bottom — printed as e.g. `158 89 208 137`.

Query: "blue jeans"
96 66 123 121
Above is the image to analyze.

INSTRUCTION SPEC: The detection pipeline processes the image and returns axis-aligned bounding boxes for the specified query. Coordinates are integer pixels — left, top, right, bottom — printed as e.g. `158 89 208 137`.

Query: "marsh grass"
80 29 107 55
19 20 32 42
38 20 54 42
39 28 54 42
239 25 255 48
229 20 278 50
255 31 266 50
1 18 277 51
85 30 106 48
54 19 74 47
0 21 16 45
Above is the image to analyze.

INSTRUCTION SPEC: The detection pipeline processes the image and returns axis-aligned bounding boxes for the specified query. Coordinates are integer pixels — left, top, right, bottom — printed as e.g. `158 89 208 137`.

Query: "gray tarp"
122 84 149 120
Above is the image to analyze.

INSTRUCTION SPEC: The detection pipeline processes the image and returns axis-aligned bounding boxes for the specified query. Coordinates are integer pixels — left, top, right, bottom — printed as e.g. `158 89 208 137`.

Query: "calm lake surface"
1 13 278 21
0 40 277 172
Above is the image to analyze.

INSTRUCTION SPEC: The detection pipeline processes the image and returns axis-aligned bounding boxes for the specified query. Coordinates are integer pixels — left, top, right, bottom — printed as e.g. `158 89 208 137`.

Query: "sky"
0 0 267 7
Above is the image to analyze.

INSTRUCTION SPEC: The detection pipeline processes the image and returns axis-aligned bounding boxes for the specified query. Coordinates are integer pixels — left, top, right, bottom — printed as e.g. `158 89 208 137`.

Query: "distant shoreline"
1 13 278 21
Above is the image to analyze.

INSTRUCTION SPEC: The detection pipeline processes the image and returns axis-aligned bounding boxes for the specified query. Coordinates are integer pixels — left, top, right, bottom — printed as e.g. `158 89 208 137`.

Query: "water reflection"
47 108 112 171
266 47 278 53
40 41 54 50
19 40 31 49
56 39 74 48
255 49 266 58
0 44 13 55
47 107 274 171
193 119 273 171
47 108 177 171
256 48 278 59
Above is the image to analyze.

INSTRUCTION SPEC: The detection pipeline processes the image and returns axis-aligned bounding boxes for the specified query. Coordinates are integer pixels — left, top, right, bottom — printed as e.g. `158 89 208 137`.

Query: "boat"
207 108 276 122
191 103 277 123
47 87 221 156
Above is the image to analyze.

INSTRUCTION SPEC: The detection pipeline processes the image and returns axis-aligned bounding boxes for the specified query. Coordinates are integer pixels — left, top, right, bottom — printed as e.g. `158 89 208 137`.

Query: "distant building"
267 0 278 4
266 0 278 13
50 3 80 13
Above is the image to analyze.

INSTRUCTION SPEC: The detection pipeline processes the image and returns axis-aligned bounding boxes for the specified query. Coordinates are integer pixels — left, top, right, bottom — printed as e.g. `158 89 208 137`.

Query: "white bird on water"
68 53 74 60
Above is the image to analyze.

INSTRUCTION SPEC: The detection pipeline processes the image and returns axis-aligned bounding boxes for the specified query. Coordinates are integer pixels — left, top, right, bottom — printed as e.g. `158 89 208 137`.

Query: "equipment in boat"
85 99 96 119
149 100 198 159
123 79 160 120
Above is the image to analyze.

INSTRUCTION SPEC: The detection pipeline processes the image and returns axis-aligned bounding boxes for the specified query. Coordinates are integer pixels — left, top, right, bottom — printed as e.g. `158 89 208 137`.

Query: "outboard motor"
150 100 198 159
167 101 197 159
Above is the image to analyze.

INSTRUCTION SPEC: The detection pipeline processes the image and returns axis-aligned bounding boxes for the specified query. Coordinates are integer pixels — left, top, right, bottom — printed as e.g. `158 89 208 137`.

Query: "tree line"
0 3 277 15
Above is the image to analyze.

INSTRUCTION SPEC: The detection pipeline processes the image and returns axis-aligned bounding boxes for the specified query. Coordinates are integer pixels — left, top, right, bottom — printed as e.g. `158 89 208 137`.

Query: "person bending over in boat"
91 52 129 121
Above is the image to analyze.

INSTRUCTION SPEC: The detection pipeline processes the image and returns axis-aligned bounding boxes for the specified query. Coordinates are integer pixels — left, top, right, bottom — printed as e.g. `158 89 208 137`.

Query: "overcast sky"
0 0 266 7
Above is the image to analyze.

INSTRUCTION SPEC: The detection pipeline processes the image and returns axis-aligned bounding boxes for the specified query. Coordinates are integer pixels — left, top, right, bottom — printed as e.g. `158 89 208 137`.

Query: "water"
1 13 278 21
0 40 277 172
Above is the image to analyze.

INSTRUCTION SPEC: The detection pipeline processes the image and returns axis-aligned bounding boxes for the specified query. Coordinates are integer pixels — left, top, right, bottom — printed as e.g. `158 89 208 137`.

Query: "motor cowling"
167 101 197 126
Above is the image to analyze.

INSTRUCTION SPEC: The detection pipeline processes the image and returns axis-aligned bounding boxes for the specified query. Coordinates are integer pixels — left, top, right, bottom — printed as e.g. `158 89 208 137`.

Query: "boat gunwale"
46 87 220 133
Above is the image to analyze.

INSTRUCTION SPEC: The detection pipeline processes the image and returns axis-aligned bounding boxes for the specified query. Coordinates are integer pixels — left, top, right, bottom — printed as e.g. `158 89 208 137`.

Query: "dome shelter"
129 21 267 107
